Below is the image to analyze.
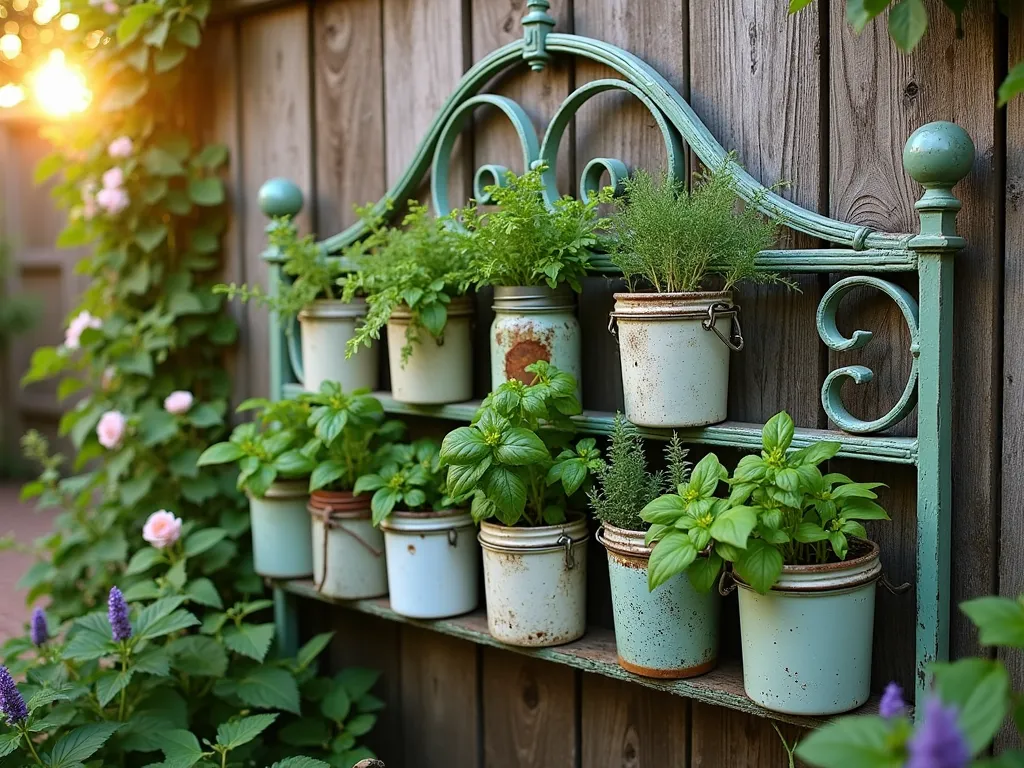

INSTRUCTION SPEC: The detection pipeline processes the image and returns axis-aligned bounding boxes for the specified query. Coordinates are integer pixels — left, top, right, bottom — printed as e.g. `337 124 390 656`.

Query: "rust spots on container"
407 544 416 555
617 655 718 679
495 551 527 573
499 325 553 383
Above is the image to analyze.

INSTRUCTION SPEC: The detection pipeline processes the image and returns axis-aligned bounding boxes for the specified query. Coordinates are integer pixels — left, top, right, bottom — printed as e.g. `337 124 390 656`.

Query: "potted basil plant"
197 397 317 578
589 417 721 678
343 202 474 405
655 411 889 716
305 381 405 600
458 166 612 393
217 213 378 393
607 161 788 427
439 361 602 647
356 439 478 619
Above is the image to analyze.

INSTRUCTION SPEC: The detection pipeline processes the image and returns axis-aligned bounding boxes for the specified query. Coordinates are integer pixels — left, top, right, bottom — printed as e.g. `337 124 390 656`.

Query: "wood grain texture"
326 612 404 766
238 4 313 399
690 0 825 428
581 675 688 768
312 0 386 235
690 703 806 767
572 0 685 414
483 648 577 768
829 0 1000 667
400 627 480 768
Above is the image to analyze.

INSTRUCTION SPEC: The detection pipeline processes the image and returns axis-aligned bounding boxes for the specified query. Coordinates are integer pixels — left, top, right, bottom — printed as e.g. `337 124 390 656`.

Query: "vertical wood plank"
200 20 247 410
327 612 404 766
482 648 577 768
400 627 480 768
829 0 1000 670
238 4 313 399
312 0 386 235
690 704 804 767
581 676 688 768
690 1 825 428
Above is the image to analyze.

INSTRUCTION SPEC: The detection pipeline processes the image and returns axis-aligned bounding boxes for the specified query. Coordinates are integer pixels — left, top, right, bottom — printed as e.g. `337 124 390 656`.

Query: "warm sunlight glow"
0 83 25 108
0 32 21 60
59 13 80 31
30 50 91 117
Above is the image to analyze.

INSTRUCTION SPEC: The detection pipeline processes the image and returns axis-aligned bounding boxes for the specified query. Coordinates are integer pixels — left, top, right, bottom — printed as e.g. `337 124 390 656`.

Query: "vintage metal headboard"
258 0 974 706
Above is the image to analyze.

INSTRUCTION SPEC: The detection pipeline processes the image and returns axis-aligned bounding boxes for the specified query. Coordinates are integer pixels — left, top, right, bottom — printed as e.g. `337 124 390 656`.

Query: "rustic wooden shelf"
278 578 884 729
280 385 919 465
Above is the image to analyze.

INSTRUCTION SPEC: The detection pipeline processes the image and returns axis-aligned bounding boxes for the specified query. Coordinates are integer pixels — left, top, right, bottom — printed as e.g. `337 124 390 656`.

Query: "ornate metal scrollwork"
816 276 920 435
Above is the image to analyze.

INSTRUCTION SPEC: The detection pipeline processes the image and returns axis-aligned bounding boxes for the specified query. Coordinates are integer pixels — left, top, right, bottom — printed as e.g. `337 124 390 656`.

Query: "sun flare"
30 49 90 117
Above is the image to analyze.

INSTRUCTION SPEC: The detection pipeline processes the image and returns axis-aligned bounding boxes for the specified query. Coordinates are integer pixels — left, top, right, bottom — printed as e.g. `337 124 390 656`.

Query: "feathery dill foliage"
460 165 614 291
343 201 473 364
588 416 692 531
609 158 785 293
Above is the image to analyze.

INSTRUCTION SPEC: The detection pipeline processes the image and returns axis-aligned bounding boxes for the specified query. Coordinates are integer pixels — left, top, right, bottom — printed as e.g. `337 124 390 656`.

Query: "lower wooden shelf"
277 578 884 729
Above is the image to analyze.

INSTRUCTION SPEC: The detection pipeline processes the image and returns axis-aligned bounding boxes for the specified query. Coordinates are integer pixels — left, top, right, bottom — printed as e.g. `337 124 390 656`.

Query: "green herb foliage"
196 397 317 498
608 161 783 293
304 383 404 493
459 166 614 291
343 202 473 365
587 416 692 532
796 592 1024 767
439 361 602 527
356 439 455 526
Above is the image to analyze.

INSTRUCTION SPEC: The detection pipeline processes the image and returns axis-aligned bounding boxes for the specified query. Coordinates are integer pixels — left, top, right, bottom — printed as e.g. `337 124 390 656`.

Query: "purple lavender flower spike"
879 682 906 719
907 697 971 768
107 586 132 642
29 607 48 647
0 666 28 725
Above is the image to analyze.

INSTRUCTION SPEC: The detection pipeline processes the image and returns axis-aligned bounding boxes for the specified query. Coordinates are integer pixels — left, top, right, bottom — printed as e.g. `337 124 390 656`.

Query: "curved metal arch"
317 33 914 256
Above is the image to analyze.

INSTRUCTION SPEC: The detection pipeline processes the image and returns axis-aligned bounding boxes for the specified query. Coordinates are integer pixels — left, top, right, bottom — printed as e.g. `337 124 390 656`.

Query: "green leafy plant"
587 415 691 532
458 165 614 291
439 361 602 527
796 592 1024 768
790 0 1022 105
608 161 784 293
355 439 456 526
304 383 404 493
342 202 473 365
196 397 317 498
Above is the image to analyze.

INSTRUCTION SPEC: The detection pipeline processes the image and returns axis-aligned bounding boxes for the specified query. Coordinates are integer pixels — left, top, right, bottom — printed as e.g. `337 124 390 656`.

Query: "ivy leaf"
188 177 225 206
223 622 275 661
888 0 928 53
144 147 186 176
216 713 279 749
47 723 122 768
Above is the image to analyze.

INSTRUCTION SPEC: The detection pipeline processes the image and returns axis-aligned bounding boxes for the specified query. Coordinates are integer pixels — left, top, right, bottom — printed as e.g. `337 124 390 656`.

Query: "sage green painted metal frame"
259 0 974 708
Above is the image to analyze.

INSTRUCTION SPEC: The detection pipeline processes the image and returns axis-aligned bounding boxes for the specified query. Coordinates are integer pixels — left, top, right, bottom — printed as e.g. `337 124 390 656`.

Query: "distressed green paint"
904 122 974 706
258 7 973 715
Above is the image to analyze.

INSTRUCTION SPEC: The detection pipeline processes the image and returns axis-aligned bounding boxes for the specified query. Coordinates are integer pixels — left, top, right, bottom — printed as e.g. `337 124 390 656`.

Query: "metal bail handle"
718 569 737 597
702 302 744 352
879 574 912 595
607 314 618 343
557 534 577 570
448 528 458 547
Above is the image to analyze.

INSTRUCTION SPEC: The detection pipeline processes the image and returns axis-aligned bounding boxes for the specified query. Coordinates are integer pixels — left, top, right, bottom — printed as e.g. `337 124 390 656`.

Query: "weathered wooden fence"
2 0 1020 763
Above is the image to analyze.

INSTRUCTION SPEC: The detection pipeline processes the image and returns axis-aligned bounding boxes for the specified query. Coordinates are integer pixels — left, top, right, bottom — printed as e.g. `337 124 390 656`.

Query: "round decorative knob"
258 178 304 218
902 121 975 187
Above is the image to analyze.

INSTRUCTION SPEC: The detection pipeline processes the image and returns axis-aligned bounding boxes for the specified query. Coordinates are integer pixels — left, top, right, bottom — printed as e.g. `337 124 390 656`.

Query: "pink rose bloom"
64 310 101 350
164 391 194 415
102 167 124 189
108 137 133 158
96 410 127 450
96 186 130 215
101 367 116 391
103 0 119 12
81 181 98 220
143 510 182 549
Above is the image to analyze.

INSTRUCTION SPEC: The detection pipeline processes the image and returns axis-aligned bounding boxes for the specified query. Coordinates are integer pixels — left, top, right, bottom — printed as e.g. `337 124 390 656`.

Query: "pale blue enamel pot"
247 480 313 579
734 538 881 716
599 524 720 678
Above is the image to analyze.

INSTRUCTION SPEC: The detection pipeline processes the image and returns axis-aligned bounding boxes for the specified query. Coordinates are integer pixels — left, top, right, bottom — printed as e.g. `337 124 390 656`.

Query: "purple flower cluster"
29 607 48 647
879 682 906 719
107 587 132 642
907 697 971 768
0 666 27 725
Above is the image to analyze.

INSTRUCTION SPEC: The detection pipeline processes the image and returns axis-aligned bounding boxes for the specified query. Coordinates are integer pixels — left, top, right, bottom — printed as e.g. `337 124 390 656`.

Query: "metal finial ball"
258 178 304 218
902 121 975 187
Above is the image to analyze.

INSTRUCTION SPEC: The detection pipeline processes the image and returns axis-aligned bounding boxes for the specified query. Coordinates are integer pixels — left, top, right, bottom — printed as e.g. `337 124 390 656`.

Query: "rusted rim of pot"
618 655 718 680
493 284 576 312
380 509 474 534
596 523 651 562
390 296 474 324
478 512 588 552
298 297 367 321
250 479 308 501
734 538 882 594
307 489 371 521
611 290 734 321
